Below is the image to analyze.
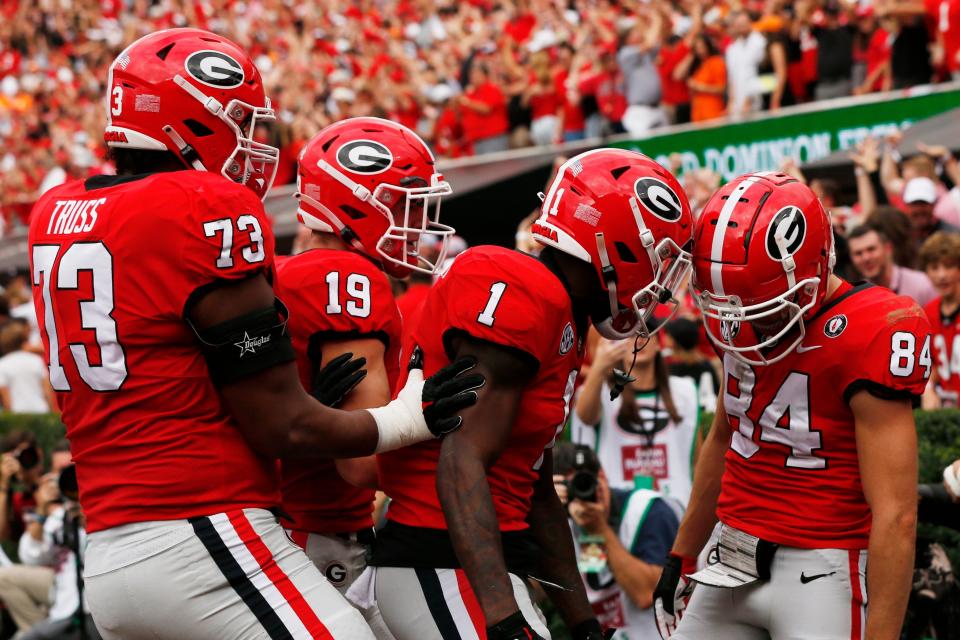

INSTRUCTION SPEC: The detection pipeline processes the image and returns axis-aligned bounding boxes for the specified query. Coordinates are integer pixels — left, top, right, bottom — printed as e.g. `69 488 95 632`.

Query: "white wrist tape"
366 368 432 453
944 464 960 497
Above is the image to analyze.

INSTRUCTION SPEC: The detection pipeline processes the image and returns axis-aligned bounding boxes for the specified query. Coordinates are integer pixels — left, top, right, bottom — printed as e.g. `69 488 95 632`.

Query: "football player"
276 117 452 608
918 232 960 409
28 29 481 640
654 173 931 640
368 148 694 640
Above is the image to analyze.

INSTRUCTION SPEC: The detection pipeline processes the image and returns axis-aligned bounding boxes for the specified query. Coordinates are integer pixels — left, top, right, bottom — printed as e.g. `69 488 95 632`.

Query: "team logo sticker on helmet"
336 139 394 175
559 323 575 355
765 206 807 261
823 314 848 338
184 50 245 89
720 318 741 343
634 177 683 222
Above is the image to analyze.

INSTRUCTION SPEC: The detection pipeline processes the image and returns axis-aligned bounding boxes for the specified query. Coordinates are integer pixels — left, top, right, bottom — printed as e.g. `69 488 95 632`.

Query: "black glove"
571 619 615 640
310 352 367 407
410 346 485 436
653 553 697 638
486 611 546 640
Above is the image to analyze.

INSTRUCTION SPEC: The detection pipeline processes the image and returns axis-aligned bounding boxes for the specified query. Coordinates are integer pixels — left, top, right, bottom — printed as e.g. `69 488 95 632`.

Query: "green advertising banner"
610 87 960 181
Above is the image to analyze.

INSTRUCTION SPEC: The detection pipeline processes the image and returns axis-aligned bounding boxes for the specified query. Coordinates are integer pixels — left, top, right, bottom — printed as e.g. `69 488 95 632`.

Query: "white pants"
675 547 867 640
287 530 369 595
289 530 397 640
85 508 373 640
371 566 551 640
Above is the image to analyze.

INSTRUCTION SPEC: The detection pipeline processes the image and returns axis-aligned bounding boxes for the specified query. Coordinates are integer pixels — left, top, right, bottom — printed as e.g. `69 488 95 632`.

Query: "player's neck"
822 273 844 302
306 232 350 252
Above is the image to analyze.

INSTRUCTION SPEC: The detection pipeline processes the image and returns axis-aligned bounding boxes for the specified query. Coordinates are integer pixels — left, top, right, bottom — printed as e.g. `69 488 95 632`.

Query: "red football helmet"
295 117 454 277
532 148 694 339
691 172 835 365
105 28 278 199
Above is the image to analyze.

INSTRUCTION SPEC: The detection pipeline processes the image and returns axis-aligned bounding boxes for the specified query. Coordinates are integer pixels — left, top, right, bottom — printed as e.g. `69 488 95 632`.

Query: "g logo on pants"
324 562 348 586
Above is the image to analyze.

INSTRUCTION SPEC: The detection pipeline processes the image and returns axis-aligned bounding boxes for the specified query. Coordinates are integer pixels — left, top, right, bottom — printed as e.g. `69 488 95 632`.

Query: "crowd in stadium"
2 0 960 234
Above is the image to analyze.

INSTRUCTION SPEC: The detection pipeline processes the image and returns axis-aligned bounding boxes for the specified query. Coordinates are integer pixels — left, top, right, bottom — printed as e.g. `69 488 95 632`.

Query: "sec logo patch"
560 323 575 355
824 314 847 338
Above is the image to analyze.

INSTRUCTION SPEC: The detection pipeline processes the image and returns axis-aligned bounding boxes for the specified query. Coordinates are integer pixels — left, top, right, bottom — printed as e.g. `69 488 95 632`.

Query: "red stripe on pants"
228 511 333 639
455 568 487 638
848 550 864 640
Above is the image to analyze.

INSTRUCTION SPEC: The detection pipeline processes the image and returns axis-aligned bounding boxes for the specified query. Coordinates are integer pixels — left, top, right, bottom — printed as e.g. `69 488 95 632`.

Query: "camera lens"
570 471 598 502
16 447 39 471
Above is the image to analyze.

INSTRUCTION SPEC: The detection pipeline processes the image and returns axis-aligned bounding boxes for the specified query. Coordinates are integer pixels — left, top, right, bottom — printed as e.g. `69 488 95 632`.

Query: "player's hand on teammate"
653 553 698 639
311 352 368 408
409 346 485 436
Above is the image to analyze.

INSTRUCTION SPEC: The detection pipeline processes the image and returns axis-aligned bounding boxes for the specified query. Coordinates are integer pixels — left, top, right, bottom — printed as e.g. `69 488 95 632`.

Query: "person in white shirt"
572 331 701 507
724 12 768 118
0 321 56 414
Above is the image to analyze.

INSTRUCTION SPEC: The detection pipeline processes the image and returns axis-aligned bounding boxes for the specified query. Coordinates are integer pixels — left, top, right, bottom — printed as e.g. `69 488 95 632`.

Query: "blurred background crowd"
3 0 960 235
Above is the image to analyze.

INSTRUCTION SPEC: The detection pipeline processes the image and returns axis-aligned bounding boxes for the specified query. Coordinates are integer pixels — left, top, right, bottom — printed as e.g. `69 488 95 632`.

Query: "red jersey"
28 172 280 532
716 283 931 549
461 82 509 143
378 247 583 531
275 249 401 533
924 297 960 406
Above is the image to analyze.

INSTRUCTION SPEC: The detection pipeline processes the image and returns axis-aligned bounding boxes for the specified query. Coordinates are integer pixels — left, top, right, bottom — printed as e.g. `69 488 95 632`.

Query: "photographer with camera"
554 443 683 640
0 433 45 546
12 464 98 640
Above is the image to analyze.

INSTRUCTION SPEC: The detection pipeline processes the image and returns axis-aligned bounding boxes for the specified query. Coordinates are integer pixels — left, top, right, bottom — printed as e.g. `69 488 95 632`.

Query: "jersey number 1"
477 282 507 327
32 243 128 392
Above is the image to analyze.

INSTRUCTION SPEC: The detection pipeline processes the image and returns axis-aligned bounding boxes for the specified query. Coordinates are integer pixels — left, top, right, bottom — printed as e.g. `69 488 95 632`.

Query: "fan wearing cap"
653 173 931 640
370 148 693 640
903 176 960 246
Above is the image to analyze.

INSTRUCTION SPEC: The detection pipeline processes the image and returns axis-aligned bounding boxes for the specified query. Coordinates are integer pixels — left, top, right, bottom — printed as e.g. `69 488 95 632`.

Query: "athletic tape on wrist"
367 369 431 452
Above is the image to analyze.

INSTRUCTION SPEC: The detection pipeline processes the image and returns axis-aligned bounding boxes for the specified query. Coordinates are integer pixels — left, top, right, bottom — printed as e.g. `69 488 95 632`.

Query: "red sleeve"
138 174 275 318
430 258 556 366
841 301 933 401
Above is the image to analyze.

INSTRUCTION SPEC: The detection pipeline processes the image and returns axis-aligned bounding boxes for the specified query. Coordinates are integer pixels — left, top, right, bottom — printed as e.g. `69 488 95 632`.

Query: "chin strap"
610 333 648 401
595 232 621 325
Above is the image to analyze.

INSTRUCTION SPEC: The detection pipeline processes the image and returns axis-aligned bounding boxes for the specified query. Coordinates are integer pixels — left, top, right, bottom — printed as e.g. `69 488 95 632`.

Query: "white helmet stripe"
541 148 611 218
710 176 762 297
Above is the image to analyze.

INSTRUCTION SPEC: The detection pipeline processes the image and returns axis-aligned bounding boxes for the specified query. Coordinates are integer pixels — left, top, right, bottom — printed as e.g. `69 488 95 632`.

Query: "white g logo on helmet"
336 140 394 175
184 50 245 88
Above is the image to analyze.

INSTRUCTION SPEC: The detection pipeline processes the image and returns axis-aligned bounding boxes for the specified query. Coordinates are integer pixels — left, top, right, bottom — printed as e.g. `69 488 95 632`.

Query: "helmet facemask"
592 214 693 341
696 275 820 366
374 175 455 275
313 159 454 276
171 75 279 199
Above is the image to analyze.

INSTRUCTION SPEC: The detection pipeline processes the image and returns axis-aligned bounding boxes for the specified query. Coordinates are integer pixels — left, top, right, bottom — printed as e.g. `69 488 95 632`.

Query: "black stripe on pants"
415 567 463 640
190 516 295 640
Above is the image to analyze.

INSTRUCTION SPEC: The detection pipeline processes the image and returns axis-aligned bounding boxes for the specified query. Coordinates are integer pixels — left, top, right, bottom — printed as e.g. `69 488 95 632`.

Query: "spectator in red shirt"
853 7 892 94
554 43 586 141
458 63 510 154
579 48 627 135
524 58 561 146
658 35 692 124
